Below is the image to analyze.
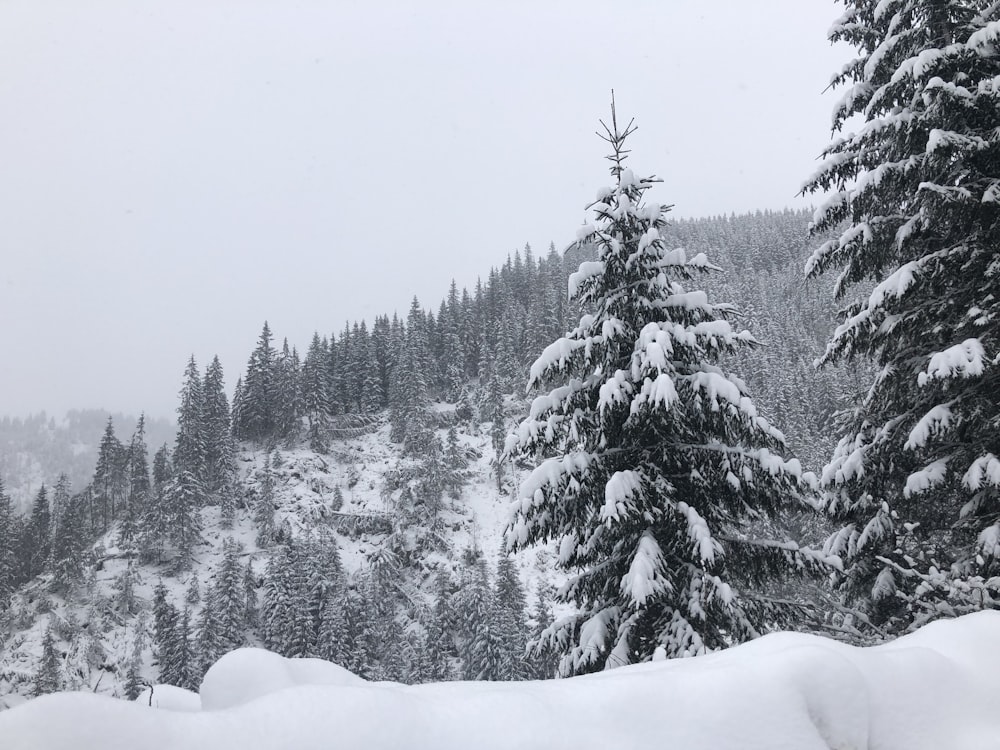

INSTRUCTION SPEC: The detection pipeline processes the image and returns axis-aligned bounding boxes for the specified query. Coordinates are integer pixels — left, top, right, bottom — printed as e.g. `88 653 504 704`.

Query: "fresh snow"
4 612 1000 749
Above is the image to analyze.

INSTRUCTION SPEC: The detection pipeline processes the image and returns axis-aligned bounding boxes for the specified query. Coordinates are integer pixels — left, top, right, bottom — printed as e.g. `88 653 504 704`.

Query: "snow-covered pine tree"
23 485 52 580
302 333 332 451
493 554 529 680
0 477 18 607
34 627 63 696
92 418 126 532
802 1 1000 629
506 103 823 672
173 357 206 482
120 416 151 552
241 322 278 442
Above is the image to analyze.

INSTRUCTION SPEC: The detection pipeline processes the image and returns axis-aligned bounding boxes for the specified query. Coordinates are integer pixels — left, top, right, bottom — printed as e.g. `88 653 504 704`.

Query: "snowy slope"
0 414 552 708
3 611 1000 750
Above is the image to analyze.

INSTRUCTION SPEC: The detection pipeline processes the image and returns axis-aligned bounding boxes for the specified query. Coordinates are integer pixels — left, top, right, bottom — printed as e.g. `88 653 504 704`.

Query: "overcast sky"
0 1 847 421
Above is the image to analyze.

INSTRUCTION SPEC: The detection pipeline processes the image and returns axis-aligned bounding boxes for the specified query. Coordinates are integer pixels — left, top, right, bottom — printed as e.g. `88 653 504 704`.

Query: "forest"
1 0 998 725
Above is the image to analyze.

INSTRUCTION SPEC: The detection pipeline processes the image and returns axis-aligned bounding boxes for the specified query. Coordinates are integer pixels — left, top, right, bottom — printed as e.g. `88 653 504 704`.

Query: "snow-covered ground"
0 416 557 707
3 611 1000 750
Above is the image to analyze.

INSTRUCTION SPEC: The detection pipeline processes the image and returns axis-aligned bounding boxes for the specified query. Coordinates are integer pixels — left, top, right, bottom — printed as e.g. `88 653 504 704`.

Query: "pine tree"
390 298 432 451
92 417 126 532
493 555 529 680
174 356 207 483
164 470 204 569
487 372 507 492
302 333 332 451
253 458 277 548
506 105 822 672
802 1 1000 629
34 627 62 696
123 633 145 700
120 416 151 552
50 476 86 590
0 477 17 607
241 322 278 442
24 485 52 579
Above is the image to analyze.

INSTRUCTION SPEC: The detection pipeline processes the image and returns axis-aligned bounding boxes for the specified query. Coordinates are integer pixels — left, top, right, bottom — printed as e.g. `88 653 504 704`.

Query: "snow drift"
3 611 1000 750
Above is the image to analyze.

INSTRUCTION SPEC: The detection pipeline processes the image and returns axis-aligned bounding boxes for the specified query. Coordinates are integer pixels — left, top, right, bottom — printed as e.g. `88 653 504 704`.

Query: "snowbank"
4 612 1000 750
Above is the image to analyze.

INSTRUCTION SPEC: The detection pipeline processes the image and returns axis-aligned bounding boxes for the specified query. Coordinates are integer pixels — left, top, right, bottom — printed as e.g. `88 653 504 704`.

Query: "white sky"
0 1 847 420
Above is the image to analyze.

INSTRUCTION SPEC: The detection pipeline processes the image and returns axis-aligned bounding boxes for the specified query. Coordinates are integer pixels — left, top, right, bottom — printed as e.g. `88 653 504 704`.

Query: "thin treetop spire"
598 90 637 179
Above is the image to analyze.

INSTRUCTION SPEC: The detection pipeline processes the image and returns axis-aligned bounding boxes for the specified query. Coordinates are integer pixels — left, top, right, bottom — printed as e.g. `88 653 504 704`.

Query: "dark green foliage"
803 0 1000 630
507 111 822 672
33 627 62 696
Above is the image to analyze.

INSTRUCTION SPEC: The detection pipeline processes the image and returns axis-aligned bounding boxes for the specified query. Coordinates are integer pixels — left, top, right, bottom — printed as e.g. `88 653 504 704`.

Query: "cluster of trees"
0 414 155 605
145 534 550 690
230 242 576 454
0 356 248 608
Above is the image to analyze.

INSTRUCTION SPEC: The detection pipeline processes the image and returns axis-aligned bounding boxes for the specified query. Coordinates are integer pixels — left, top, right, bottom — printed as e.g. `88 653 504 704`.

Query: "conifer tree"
123 634 145 700
506 105 821 672
165 470 204 569
120 416 151 552
803 0 1000 628
34 627 62 696
92 417 126 532
241 322 278 442
174 356 206 483
24 485 52 579
253 458 277 548
493 555 529 680
302 333 332 451
0 477 17 607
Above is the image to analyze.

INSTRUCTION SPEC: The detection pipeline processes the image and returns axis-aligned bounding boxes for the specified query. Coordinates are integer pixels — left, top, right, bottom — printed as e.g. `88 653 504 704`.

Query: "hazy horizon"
1 1 848 420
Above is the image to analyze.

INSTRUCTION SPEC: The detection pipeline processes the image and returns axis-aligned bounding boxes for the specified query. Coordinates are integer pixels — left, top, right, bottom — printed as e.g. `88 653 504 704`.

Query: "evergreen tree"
506 107 821 672
120 416 151 552
174 356 206 483
207 538 248 657
241 322 278 442
302 333 332 451
50 476 86 590
0 477 17 607
803 0 1000 629
123 633 145 700
493 555 529 680
92 417 126 532
165 470 204 569
23 485 52 579
390 298 432 451
34 627 62 696
253 458 277 548
487 372 507 492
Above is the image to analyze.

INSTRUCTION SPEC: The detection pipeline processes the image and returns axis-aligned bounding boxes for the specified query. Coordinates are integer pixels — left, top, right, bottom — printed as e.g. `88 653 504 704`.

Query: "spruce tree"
241 322 278 442
174 356 206 483
92 417 125 532
120 416 151 552
24 485 52 579
0 477 17 607
493 555 529 680
506 105 822 672
50 476 87 590
34 627 62 696
803 1 1000 628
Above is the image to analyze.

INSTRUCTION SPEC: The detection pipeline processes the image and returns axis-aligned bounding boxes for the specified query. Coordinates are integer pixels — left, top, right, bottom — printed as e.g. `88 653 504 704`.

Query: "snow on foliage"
803 0 1000 629
505 104 826 671
4 613 1000 750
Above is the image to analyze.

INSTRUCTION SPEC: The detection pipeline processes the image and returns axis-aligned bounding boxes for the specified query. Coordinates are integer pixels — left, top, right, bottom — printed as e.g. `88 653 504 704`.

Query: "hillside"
0 410 555 708
0 208 851 706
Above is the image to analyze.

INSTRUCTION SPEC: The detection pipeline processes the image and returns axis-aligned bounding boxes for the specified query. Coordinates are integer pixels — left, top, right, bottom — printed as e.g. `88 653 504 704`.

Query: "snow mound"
199 647 367 710
133 684 201 712
3 612 1000 750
